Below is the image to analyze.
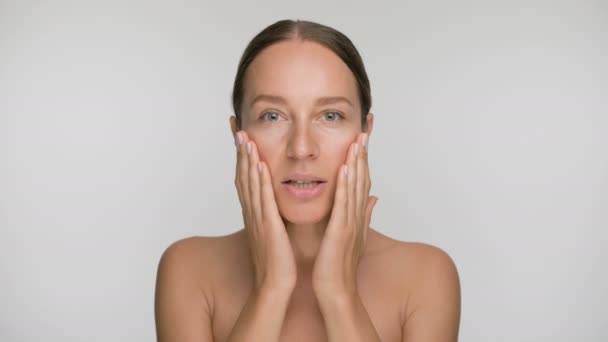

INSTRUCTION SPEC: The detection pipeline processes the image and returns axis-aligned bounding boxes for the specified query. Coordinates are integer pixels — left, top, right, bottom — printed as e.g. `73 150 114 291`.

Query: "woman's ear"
364 112 374 136
230 115 238 139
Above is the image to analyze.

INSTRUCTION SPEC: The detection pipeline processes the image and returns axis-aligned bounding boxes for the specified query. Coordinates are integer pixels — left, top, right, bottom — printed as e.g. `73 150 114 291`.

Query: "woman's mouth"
284 180 323 188
281 180 327 199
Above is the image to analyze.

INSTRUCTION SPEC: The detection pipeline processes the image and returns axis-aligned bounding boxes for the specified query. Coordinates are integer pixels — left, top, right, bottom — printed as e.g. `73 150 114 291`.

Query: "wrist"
254 281 295 299
313 282 358 301
315 288 359 311
254 273 297 293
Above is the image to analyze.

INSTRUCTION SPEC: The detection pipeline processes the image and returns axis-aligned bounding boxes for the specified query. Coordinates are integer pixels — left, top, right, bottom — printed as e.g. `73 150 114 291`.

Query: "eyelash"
260 111 344 122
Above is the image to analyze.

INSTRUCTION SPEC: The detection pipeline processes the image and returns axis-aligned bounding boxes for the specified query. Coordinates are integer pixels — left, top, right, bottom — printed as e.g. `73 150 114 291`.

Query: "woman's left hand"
312 132 378 301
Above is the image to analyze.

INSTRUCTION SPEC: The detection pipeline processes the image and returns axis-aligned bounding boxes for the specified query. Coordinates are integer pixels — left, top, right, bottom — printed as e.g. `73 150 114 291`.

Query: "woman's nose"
286 124 319 160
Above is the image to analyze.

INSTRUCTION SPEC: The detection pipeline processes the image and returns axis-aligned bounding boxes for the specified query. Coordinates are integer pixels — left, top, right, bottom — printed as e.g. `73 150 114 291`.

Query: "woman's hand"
235 131 297 293
312 132 378 300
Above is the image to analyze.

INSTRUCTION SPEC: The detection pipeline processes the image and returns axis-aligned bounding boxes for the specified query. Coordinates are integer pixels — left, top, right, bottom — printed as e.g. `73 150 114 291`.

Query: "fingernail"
354 143 359 157
247 141 251 155
361 134 368 150
344 164 348 176
237 132 243 145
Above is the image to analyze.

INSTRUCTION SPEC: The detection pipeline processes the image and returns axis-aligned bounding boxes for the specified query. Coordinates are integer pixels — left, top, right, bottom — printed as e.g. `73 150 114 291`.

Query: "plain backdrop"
1 0 607 341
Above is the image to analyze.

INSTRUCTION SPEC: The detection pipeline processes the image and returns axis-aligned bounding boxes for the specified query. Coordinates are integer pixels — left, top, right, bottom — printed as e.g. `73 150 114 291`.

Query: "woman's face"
231 40 373 224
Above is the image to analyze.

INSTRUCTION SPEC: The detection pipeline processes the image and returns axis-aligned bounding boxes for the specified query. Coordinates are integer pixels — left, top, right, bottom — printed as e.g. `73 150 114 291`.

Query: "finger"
259 160 281 226
346 140 358 227
328 163 348 236
363 133 371 196
363 196 378 246
356 134 368 222
235 131 251 219
248 140 262 225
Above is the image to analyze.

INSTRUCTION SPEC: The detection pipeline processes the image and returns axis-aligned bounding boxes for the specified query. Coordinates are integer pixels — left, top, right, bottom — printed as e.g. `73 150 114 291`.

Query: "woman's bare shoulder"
155 232 248 341
370 229 457 270
156 231 248 307
158 231 247 276
381 236 460 336
368 231 459 289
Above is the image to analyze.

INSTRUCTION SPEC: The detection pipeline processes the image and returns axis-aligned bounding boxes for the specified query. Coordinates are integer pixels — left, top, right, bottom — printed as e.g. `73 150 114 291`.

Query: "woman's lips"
282 181 326 199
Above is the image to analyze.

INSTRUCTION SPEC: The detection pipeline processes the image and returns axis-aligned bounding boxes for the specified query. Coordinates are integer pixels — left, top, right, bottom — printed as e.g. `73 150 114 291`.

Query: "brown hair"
231 19 372 130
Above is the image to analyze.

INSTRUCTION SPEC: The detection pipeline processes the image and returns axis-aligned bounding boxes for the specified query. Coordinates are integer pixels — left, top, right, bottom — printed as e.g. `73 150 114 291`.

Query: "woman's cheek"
319 131 356 158
250 137 283 174
247 122 287 142
250 122 289 141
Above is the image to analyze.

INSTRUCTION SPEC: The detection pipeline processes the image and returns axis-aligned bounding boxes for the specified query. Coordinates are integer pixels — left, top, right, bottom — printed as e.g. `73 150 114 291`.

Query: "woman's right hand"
234 130 297 293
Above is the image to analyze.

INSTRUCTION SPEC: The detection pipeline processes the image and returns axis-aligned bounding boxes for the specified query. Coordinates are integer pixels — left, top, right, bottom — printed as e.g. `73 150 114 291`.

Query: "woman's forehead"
243 40 359 108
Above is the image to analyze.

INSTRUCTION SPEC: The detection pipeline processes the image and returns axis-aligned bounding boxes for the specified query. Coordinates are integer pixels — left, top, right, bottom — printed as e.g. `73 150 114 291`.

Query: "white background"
1 0 607 341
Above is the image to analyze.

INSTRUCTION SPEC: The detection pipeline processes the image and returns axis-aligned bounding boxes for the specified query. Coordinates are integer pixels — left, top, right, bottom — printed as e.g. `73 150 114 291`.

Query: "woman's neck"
284 217 329 266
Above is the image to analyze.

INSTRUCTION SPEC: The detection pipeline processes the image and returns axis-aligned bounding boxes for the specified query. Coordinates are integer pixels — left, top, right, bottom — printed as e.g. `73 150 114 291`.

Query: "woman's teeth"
288 181 320 188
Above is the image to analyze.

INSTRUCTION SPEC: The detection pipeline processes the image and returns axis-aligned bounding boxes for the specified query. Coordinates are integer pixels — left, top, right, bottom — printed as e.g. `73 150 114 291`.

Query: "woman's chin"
278 204 330 225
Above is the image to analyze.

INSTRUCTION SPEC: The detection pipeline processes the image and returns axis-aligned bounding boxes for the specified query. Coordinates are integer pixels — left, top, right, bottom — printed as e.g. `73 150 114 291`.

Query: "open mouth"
282 180 326 188
281 179 327 199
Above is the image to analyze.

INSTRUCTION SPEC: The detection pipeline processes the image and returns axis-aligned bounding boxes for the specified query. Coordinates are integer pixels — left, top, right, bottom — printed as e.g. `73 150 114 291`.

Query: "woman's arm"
401 245 461 342
154 237 294 342
225 285 293 342
155 238 215 342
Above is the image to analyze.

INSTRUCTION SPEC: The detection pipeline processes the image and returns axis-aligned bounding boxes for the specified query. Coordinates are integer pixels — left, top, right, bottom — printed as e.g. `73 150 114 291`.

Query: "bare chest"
210 263 404 342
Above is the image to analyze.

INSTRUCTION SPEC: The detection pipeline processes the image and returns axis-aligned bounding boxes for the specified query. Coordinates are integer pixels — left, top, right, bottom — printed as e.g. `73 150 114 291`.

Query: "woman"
155 19 461 342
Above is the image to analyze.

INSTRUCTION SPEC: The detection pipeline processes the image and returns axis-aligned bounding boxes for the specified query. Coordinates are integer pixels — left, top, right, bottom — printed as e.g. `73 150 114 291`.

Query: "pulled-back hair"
231 19 372 130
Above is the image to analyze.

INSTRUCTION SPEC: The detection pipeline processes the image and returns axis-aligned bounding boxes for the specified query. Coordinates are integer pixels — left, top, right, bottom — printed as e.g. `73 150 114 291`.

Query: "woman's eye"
261 111 281 121
322 111 343 121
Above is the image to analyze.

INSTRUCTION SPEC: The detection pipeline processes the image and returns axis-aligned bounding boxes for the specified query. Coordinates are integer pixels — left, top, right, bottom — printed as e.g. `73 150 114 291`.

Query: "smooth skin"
155 39 461 342
233 129 381 342
234 129 377 297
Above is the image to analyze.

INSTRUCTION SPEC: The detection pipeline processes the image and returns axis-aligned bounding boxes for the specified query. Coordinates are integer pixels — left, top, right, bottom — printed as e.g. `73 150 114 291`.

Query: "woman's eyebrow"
251 94 353 107
316 96 353 107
